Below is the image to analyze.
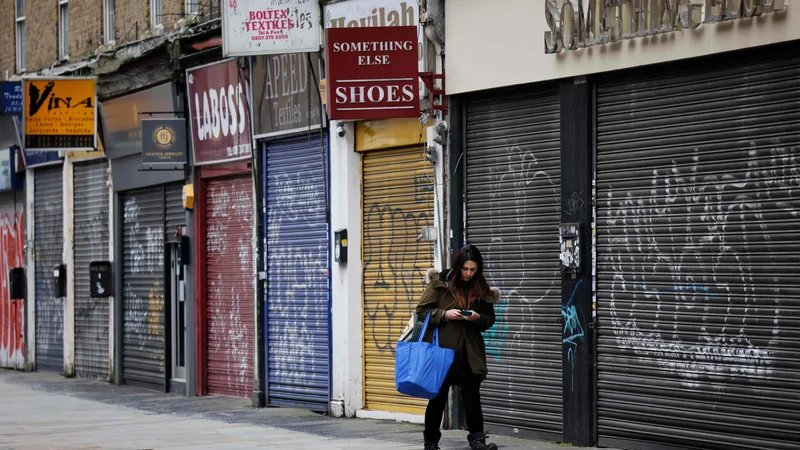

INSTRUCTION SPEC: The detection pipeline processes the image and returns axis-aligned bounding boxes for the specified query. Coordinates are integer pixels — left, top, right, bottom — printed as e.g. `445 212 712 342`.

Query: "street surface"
0 371 604 450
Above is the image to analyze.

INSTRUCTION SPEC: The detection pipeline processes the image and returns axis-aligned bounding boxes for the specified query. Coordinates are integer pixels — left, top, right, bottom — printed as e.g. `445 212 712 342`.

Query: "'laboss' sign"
325 26 419 121
186 59 253 165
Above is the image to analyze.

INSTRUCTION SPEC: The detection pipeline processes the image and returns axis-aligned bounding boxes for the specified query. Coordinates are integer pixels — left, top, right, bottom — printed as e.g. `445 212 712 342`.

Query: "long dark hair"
447 244 490 309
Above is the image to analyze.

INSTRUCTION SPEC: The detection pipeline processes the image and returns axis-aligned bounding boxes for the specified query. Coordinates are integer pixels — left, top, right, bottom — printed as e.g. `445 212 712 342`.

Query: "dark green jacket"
416 270 500 378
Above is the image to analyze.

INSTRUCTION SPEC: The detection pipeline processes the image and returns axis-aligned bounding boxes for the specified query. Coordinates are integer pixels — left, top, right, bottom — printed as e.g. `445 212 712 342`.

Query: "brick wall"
69 0 103 61
27 0 58 72
0 0 15 75
114 0 149 44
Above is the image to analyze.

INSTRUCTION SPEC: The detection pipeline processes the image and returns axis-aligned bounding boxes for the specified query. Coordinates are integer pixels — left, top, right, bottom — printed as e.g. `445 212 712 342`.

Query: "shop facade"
325 0 447 421
101 80 192 393
447 1 800 448
188 58 255 399
251 53 331 410
0 117 25 370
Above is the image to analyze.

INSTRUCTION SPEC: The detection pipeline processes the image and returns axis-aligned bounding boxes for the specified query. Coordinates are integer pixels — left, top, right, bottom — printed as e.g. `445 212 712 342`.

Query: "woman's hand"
444 309 465 321
464 311 481 322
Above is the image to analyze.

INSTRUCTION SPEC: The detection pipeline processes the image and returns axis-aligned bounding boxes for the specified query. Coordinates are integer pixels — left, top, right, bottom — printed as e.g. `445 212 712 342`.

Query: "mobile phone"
460 309 473 317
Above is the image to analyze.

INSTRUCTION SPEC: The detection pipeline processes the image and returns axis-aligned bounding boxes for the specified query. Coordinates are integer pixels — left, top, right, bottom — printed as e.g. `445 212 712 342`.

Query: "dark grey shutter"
464 86 562 439
596 48 800 450
122 186 165 390
74 160 110 379
34 166 64 372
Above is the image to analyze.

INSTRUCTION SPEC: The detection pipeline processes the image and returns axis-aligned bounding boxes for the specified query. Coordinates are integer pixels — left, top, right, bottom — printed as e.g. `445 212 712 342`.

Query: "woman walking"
417 244 500 450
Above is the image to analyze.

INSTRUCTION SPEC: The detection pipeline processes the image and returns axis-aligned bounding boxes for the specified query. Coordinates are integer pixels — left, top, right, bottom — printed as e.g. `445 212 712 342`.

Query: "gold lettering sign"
544 0 786 54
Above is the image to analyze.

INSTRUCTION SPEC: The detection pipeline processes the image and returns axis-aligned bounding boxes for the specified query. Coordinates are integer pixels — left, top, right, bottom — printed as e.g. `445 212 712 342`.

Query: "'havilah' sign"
325 26 419 121
545 0 786 54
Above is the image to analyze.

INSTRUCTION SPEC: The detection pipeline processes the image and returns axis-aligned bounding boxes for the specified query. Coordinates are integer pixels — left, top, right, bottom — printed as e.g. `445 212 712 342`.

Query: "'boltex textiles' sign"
23 78 97 151
186 59 253 165
325 26 419 121
544 0 786 54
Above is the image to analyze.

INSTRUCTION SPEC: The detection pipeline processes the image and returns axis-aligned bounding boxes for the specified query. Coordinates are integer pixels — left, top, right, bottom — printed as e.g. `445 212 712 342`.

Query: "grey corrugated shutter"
464 86 562 439
122 186 165 389
205 175 254 398
34 166 64 372
596 48 800 450
265 137 330 410
74 160 110 379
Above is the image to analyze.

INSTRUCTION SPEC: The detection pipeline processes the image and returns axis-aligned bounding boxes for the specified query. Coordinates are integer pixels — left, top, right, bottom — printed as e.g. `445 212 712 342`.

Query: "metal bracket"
418 72 447 112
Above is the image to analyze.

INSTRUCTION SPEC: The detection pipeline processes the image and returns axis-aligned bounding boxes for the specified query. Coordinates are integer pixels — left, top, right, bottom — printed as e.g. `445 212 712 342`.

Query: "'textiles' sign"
24 78 96 151
544 0 786 54
325 26 419 121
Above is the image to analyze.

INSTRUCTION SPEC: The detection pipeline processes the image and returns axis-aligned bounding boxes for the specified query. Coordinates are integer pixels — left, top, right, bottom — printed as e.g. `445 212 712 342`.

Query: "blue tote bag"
395 313 455 399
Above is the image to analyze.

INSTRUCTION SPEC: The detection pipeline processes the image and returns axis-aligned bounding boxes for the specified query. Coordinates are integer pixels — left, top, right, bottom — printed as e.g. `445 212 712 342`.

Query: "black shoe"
424 441 440 450
468 431 498 450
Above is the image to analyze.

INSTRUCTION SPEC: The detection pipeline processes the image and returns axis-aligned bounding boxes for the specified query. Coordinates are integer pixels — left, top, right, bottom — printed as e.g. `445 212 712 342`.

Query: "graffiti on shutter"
206 176 253 398
596 49 800 450
465 86 563 438
265 137 329 410
0 194 24 369
122 188 166 389
362 147 434 414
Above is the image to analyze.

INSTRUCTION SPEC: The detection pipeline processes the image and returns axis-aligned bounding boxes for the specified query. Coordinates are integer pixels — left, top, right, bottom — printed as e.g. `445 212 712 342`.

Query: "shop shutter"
0 191 25 369
595 48 800 450
362 146 434 414
122 186 166 389
74 160 110 379
34 166 65 372
464 86 562 439
264 136 329 410
206 175 254 398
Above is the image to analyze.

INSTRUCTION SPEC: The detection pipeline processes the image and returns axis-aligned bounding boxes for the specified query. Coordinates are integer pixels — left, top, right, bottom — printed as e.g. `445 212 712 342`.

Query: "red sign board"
325 26 419 121
186 59 253 165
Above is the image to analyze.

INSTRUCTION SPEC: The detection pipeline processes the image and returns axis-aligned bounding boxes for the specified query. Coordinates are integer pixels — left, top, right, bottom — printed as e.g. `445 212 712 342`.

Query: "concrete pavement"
0 370 603 449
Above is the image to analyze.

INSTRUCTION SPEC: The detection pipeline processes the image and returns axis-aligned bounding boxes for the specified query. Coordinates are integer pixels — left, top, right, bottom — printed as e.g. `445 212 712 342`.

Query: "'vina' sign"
545 0 786 54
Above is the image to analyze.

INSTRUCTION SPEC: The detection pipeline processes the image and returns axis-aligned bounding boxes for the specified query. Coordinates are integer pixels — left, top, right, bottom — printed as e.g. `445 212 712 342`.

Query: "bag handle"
418 312 432 343
417 312 441 347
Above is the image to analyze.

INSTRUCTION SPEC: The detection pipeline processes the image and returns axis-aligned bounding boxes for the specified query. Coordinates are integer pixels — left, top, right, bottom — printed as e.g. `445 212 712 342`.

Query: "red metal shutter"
205 175 254 397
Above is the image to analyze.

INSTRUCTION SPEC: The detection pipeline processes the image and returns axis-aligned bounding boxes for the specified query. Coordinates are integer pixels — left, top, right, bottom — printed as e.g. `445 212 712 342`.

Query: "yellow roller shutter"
362 146 434 414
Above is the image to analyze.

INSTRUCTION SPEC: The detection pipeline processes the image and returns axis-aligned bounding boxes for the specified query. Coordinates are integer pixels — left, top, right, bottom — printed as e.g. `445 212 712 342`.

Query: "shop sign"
186 59 253 165
23 78 96 151
99 83 176 160
222 0 320 57
251 53 324 138
545 0 786 54
1 83 23 116
325 26 419 121
324 0 424 95
142 118 187 165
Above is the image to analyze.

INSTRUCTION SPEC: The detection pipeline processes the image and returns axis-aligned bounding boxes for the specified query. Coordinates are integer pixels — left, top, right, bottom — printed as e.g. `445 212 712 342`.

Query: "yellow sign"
182 184 195 210
24 78 96 151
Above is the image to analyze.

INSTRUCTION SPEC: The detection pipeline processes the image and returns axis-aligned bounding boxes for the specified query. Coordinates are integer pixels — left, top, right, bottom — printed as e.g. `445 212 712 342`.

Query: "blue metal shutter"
596 47 800 450
264 135 330 411
34 165 64 372
465 86 563 439
73 160 110 379
122 186 166 389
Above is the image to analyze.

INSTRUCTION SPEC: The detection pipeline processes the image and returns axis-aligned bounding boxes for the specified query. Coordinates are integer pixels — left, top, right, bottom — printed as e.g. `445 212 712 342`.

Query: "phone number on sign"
251 34 289 41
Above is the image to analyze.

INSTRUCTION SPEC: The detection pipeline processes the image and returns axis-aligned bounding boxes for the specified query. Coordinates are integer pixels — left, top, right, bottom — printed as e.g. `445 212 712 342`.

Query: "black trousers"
423 354 484 444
